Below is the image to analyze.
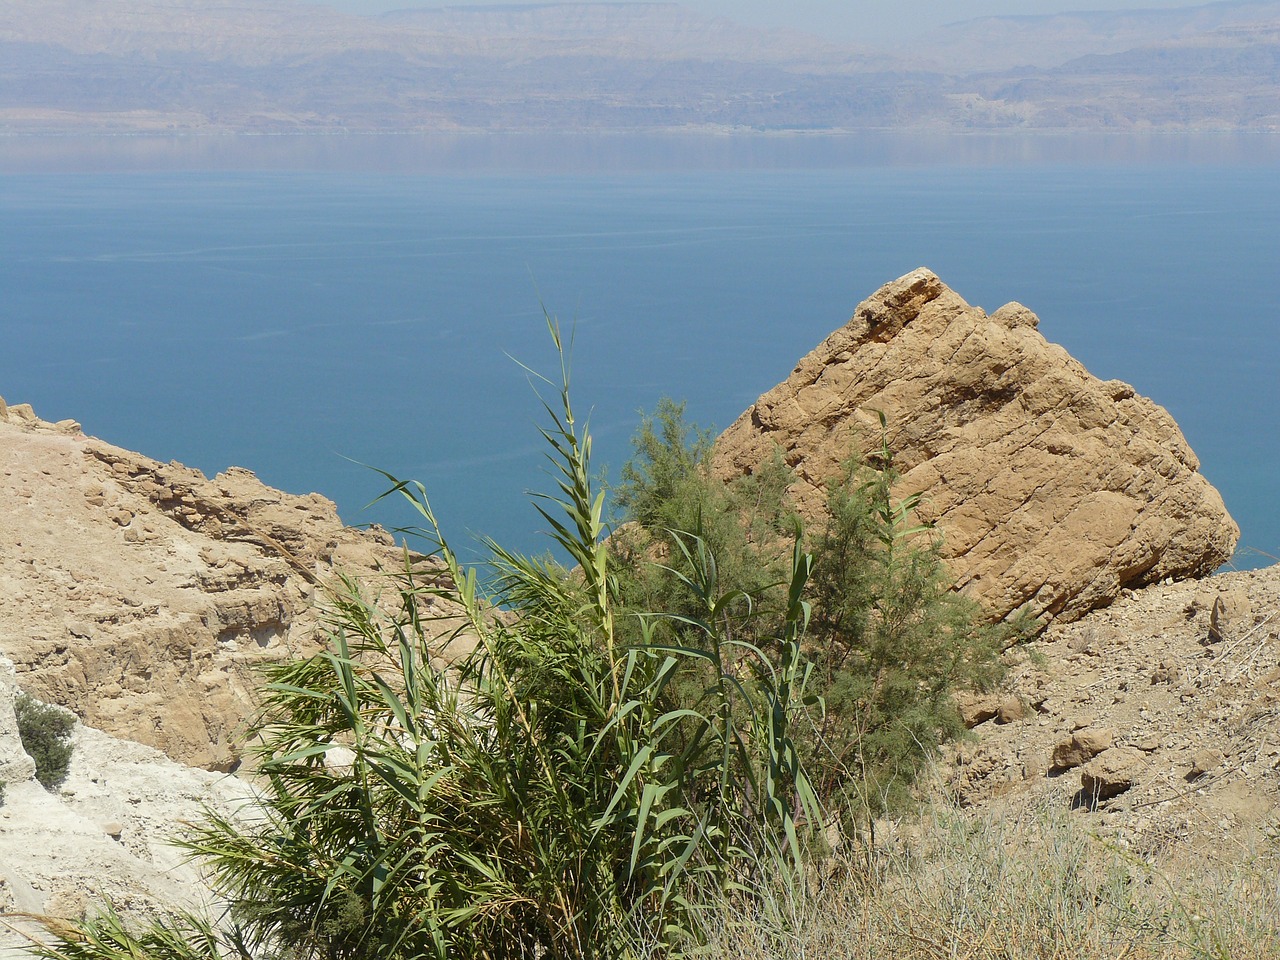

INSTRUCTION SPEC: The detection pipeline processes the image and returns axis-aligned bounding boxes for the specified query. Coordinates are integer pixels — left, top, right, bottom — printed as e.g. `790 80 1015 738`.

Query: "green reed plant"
32 903 227 960
34 317 821 960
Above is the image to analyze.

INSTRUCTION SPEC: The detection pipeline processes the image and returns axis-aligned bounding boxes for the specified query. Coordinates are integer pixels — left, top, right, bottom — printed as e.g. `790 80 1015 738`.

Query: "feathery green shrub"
610 404 1010 818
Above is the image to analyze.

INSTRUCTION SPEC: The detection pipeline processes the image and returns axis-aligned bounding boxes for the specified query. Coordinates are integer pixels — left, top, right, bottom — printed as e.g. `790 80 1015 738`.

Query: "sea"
3 132 1278 569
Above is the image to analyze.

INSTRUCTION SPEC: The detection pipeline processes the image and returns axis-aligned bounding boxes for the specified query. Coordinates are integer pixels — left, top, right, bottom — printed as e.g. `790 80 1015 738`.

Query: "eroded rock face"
712 268 1238 623
0 400 455 770
0 658 242 946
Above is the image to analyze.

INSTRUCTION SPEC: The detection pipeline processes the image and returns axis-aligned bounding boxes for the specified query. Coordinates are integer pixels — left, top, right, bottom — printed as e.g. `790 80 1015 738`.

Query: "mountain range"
2 0 1278 133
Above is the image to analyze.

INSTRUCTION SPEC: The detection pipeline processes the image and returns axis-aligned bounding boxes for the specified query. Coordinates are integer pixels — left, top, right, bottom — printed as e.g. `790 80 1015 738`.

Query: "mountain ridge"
3 0 1278 132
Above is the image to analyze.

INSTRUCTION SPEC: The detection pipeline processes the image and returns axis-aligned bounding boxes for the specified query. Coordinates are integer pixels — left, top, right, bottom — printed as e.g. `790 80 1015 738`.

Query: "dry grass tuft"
695 800 1280 959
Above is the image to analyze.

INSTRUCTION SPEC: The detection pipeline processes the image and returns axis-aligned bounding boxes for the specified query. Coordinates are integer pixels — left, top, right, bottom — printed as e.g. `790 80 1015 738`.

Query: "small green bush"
15 692 75 790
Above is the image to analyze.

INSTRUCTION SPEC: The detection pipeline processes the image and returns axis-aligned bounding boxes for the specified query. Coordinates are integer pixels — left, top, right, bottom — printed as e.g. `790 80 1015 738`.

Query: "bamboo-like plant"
34 318 820 960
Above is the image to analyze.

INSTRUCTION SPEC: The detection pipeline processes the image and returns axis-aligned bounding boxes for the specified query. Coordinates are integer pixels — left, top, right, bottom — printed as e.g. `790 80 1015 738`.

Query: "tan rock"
0 693 248 948
956 691 1001 728
1208 597 1226 643
1151 657 1183 685
1205 588 1252 644
996 695 1028 724
1080 746 1147 801
0 409 462 770
1051 727 1114 771
1189 747 1224 780
712 268 1238 623
0 661 37 784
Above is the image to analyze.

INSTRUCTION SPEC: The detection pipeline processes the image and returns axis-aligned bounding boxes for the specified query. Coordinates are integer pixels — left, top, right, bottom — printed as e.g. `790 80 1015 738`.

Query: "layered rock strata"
712 268 1238 622
0 400 455 770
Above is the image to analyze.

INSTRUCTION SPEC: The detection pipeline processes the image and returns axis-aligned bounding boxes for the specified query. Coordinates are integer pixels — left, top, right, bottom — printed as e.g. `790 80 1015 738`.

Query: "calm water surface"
3 134 1277 566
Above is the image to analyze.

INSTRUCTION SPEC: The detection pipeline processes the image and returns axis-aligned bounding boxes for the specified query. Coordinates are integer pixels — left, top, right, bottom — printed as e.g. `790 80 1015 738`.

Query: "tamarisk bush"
610 405 1012 818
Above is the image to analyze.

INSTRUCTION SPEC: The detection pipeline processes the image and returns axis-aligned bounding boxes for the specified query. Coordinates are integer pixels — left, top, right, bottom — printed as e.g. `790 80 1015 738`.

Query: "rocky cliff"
0 398 454 770
712 268 1239 623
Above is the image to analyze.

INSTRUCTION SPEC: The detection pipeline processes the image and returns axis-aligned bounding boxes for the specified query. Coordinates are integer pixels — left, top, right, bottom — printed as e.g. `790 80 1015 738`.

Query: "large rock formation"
712 268 1238 623
0 399 456 770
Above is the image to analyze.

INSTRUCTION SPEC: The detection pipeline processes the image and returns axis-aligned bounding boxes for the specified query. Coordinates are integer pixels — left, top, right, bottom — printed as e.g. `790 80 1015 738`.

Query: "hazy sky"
313 0 1216 43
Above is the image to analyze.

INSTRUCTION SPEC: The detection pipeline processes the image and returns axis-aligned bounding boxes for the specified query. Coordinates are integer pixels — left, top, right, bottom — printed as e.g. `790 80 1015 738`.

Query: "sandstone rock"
948 741 1023 806
996 695 1028 724
1205 588 1252 644
1189 747 1224 780
1208 597 1227 643
956 691 1001 728
0 704 248 950
0 661 37 785
0 405 463 770
1051 727 1113 771
712 268 1238 623
1151 657 1183 685
1080 746 1147 802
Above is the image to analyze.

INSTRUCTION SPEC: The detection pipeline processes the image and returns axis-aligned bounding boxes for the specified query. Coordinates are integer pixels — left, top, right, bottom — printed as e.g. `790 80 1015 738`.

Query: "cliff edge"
0 398 454 770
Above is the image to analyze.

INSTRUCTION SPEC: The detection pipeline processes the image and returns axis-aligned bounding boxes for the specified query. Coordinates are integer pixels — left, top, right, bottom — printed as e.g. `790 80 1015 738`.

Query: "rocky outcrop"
712 268 1238 623
0 661 37 786
0 399 456 770
1051 727 1114 772
1079 746 1147 803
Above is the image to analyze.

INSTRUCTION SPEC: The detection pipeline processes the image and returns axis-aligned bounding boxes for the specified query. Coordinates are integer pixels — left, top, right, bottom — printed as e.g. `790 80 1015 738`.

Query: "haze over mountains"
2 0 1278 132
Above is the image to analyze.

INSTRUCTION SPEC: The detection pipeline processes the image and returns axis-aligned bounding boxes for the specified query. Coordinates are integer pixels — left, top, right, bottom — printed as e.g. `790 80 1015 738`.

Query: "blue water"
3 135 1278 567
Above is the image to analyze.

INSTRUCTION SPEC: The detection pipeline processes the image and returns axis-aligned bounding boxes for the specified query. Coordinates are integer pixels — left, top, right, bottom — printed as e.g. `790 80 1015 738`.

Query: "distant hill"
905 0 1280 71
969 23 1280 129
1 0 1277 132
